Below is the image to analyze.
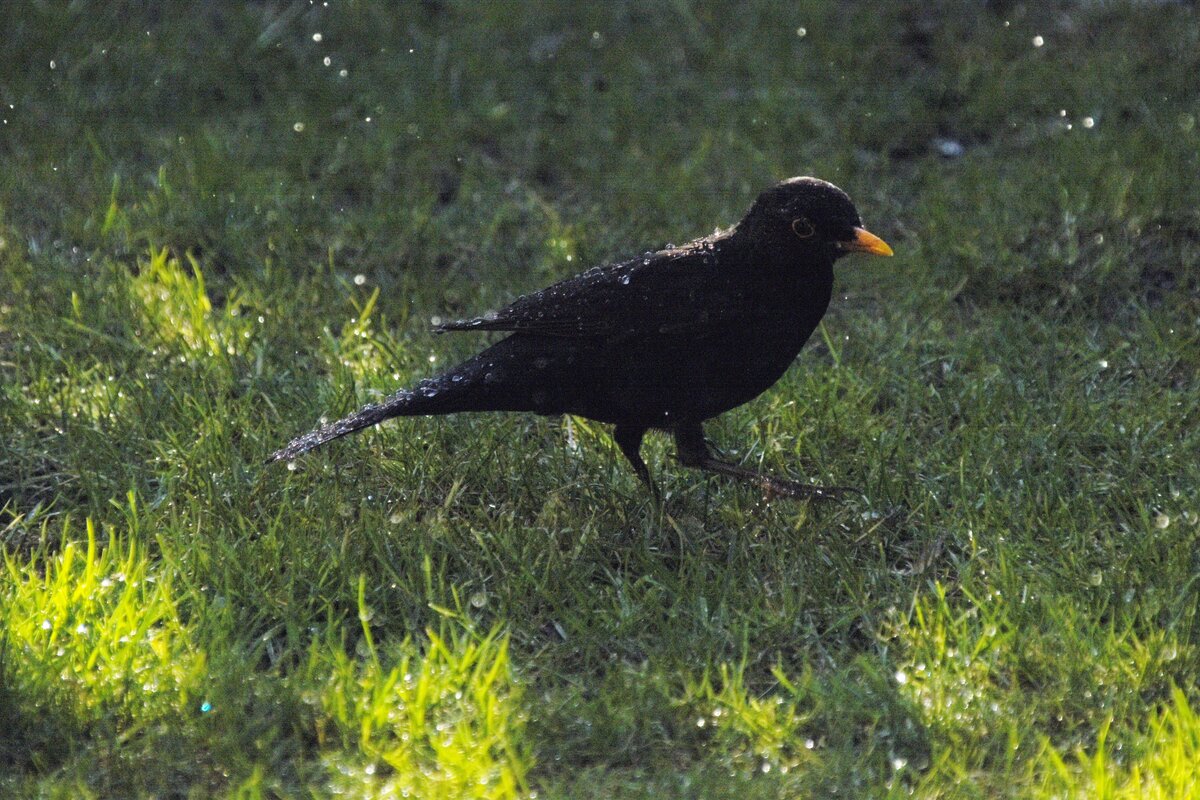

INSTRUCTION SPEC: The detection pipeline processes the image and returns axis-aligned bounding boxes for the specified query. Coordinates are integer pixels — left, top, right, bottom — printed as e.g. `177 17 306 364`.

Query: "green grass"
2 0 1199 796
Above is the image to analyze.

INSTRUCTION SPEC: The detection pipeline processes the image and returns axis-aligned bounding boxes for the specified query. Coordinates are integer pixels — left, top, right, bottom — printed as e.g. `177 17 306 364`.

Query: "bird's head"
739 176 893 263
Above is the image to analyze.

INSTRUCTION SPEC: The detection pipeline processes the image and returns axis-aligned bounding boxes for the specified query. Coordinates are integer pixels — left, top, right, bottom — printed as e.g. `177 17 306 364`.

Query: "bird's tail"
266 374 479 464
267 336 568 465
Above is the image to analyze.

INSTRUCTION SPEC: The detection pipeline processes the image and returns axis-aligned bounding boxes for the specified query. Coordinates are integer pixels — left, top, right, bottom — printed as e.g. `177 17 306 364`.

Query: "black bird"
269 177 893 498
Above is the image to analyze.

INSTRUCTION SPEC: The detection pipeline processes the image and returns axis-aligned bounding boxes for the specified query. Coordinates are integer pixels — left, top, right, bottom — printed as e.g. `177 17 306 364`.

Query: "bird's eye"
791 217 815 239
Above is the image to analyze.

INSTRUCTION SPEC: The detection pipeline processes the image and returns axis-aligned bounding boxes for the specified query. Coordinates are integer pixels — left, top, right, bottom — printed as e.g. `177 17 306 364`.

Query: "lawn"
2 1 1199 797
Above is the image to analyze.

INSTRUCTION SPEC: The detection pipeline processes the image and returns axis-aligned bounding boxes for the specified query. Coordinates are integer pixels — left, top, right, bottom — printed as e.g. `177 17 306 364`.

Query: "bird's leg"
674 423 852 501
613 424 660 499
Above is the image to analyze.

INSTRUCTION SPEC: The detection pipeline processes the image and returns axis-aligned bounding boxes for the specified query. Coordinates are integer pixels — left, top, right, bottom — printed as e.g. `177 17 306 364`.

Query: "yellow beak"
837 227 894 257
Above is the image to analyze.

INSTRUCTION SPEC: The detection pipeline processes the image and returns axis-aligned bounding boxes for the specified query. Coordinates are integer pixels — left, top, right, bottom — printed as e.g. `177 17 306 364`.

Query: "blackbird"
269 177 892 498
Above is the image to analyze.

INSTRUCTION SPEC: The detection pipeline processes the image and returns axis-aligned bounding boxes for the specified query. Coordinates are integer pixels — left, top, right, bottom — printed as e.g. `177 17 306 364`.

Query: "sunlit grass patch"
131 246 255 363
1 508 202 751
1034 687 1200 799
310 584 530 799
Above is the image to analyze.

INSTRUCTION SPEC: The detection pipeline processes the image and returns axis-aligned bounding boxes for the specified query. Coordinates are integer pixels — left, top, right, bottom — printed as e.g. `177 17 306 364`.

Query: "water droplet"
451 374 463 382
287 461 298 471
1032 35 1044 47
894 670 907 685
1089 570 1103 586
312 32 322 42
1098 359 1108 369
200 701 212 713
796 27 807 37
934 137 965 158
469 592 487 608
293 122 305 132
354 273 366 285
339 68 349 78
620 275 631 285
1082 116 1095 129
1155 513 1170 529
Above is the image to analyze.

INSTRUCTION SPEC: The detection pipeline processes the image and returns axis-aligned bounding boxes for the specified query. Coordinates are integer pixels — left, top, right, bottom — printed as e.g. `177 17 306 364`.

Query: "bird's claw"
760 477 857 503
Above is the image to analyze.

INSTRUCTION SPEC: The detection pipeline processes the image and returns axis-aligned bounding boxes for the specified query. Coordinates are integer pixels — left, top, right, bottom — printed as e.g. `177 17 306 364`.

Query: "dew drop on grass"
934 137 965 158
796 27 807 37
293 122 305 132
469 591 487 608
353 273 366 285
200 701 212 713
1089 570 1103 586
894 670 907 685
287 461 298 471
1155 513 1170 529
1032 35 1044 47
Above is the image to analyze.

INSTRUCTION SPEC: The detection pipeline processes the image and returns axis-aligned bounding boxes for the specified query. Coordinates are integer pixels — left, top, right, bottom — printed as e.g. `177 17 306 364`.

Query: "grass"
1 0 1199 796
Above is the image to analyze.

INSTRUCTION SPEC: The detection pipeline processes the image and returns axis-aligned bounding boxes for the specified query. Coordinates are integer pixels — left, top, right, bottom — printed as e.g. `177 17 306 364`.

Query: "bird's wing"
435 243 736 339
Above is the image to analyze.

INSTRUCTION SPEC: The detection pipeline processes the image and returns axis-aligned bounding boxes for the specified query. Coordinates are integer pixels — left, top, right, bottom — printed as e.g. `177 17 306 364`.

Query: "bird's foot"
759 476 857 503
